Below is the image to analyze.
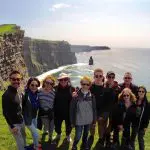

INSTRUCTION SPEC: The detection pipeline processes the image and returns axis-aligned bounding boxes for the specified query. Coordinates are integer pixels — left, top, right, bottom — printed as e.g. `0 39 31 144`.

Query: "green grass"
0 91 150 150
0 24 17 35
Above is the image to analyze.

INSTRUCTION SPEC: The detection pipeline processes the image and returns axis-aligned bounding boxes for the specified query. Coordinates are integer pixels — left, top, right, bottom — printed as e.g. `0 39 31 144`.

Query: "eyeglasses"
124 77 131 80
81 83 90 86
45 81 53 85
108 76 115 79
123 94 130 97
138 90 145 93
94 75 103 78
59 78 68 82
30 84 38 87
10 78 21 81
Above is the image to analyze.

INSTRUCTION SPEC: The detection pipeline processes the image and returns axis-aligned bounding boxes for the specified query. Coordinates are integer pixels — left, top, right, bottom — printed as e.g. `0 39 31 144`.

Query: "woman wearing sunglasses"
128 86 149 150
38 75 55 142
111 88 136 149
22 77 40 150
70 76 96 150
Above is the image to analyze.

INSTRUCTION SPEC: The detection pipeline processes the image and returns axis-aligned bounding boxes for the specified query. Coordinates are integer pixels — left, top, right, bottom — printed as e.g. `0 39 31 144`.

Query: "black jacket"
90 84 115 116
2 86 23 128
119 83 138 96
54 85 75 118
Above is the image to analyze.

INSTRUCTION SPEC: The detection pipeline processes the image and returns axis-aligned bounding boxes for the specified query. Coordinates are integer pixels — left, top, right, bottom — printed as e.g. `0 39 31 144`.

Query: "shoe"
66 136 72 142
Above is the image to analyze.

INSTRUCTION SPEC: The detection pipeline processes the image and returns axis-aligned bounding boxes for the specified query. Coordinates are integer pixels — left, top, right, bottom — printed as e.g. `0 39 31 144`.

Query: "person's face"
138 88 146 99
44 79 54 90
94 72 103 83
29 80 39 93
107 74 115 84
59 78 69 87
81 80 91 91
9 73 22 89
123 91 130 103
123 74 132 85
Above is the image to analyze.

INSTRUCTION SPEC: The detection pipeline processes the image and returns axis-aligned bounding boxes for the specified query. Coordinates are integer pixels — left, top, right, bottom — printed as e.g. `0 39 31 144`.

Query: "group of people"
2 69 150 150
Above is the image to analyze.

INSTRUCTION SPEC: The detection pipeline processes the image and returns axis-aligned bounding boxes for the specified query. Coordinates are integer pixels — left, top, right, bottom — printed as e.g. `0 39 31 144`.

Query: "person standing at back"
2 70 26 150
54 73 75 142
119 72 138 95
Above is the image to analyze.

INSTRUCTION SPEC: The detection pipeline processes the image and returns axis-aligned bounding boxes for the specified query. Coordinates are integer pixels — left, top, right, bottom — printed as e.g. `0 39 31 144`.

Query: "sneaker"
66 136 72 142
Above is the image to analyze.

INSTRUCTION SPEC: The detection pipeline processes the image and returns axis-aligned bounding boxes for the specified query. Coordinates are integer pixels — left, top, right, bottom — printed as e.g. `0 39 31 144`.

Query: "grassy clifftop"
0 24 18 35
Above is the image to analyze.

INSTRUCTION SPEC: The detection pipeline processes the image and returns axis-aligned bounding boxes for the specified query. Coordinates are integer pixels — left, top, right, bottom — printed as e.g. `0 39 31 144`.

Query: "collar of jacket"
8 85 17 93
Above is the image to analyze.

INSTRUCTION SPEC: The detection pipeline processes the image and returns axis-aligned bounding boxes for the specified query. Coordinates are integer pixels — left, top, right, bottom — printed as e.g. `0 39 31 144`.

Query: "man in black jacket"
2 70 26 150
119 72 138 95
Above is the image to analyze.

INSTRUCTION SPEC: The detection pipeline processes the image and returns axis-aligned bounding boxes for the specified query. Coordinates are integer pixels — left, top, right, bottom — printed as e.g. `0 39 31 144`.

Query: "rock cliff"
0 25 28 89
23 37 77 76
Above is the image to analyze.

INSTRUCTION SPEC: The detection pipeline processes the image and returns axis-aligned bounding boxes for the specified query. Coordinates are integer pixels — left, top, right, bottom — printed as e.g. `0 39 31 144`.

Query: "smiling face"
106 74 115 84
59 78 69 87
81 79 91 91
94 71 103 84
138 87 146 100
123 73 132 85
9 73 22 89
123 90 131 103
29 80 39 93
44 79 54 90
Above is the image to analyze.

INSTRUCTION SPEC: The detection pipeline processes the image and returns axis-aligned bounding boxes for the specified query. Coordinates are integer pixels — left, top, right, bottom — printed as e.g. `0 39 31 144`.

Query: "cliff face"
0 25 28 89
23 37 77 76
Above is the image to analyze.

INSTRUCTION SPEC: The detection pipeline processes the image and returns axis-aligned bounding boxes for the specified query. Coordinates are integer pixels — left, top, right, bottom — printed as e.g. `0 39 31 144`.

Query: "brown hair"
94 68 103 75
118 88 136 103
9 70 22 79
26 77 40 89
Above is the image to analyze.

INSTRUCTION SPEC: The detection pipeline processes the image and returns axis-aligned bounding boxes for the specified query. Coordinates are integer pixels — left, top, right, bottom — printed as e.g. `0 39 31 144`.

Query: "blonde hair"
42 75 56 87
94 68 103 75
80 76 92 84
118 88 136 103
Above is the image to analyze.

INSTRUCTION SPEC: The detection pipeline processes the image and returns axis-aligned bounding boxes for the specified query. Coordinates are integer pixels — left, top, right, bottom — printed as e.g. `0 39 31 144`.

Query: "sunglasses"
45 81 53 85
108 76 115 79
59 78 68 82
138 90 145 93
124 77 131 80
123 94 130 97
94 75 103 78
30 84 38 87
10 78 21 81
81 83 90 86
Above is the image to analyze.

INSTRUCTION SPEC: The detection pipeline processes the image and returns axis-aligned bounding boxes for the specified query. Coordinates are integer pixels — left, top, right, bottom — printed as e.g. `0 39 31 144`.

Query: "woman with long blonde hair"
111 88 136 149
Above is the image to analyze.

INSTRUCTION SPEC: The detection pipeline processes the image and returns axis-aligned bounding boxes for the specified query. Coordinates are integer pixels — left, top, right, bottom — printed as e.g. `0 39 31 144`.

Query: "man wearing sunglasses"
119 72 138 95
2 70 26 150
54 73 75 142
104 71 120 148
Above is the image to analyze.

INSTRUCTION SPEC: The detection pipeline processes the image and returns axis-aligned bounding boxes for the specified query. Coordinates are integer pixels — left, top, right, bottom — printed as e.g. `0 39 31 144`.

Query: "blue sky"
0 0 150 48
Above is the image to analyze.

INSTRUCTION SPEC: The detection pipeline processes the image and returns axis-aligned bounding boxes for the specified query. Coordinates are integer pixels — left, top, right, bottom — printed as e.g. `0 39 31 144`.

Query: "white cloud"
49 3 71 12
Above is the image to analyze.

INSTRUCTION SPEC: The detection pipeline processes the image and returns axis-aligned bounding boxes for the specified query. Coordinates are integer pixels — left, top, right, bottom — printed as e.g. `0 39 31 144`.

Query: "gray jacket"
70 89 96 126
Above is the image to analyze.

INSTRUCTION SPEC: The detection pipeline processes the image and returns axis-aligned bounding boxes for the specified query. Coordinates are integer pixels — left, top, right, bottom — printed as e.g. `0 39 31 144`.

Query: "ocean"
37 48 150 90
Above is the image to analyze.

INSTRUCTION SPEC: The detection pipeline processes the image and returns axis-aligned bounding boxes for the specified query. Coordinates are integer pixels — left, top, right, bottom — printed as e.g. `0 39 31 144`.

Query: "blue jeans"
27 119 39 148
73 124 90 146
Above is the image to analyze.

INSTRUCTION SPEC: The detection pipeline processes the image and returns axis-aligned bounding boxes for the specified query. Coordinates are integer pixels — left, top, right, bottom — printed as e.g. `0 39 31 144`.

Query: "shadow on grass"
56 139 70 150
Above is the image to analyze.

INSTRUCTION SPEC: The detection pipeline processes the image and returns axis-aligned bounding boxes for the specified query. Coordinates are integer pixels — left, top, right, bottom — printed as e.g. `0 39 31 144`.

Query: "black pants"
54 116 72 136
130 128 145 150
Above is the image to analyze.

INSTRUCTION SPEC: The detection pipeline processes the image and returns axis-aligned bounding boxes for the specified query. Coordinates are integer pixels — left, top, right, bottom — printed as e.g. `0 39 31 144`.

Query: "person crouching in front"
70 76 96 150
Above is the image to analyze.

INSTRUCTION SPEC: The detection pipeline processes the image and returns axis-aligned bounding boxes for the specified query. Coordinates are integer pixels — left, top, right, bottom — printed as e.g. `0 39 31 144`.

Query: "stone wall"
0 26 28 90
